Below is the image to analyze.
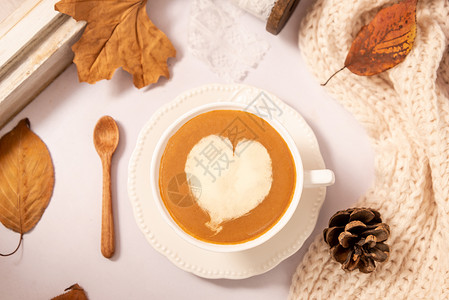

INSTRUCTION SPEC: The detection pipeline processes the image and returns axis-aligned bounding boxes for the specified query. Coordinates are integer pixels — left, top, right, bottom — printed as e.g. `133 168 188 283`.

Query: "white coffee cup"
150 102 334 252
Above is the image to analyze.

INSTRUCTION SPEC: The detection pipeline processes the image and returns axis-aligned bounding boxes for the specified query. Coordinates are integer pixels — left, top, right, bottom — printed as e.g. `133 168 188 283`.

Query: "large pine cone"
323 207 390 273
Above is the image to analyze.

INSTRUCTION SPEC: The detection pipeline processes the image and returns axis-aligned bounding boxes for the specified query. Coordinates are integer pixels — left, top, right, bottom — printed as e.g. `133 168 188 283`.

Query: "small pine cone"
323 207 390 273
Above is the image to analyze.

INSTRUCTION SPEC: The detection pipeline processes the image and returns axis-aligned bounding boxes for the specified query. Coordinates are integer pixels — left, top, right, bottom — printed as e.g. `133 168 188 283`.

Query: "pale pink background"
0 0 374 299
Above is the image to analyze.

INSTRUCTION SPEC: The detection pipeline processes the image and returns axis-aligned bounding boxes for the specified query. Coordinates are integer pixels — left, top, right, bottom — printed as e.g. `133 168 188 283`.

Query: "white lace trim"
230 0 276 20
188 0 270 82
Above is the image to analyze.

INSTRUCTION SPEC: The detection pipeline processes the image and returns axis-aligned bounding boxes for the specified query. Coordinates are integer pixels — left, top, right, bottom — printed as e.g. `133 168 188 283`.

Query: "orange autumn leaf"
344 0 417 76
0 119 54 255
55 0 176 89
0 119 54 234
52 284 88 300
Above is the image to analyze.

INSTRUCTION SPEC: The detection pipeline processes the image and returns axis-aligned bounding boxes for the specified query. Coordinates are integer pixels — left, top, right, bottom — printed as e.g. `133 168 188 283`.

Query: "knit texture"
290 0 449 299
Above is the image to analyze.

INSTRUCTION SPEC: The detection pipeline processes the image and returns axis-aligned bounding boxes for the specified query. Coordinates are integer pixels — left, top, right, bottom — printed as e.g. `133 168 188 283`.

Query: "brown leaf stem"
321 66 346 86
0 233 23 256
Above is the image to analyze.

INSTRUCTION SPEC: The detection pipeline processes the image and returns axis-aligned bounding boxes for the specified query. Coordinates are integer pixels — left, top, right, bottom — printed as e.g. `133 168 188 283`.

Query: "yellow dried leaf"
0 119 54 235
55 0 176 89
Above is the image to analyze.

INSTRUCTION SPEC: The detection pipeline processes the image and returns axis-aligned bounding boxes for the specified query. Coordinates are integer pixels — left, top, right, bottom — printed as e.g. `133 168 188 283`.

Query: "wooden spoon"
93 116 119 258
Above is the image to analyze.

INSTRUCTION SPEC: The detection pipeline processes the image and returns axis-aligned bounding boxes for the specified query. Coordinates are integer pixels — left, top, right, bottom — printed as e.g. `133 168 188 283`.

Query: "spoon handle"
101 155 115 258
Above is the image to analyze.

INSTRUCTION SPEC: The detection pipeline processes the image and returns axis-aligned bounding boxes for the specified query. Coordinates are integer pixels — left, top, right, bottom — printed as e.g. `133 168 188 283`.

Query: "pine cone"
323 207 390 273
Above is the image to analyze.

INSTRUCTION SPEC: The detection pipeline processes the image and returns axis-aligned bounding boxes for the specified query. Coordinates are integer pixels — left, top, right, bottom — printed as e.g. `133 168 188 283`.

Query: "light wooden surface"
0 0 86 129
0 0 27 23
0 0 58 67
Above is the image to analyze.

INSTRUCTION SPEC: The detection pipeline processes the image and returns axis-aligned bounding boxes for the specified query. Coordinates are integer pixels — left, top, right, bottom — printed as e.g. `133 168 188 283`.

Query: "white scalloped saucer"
128 84 327 279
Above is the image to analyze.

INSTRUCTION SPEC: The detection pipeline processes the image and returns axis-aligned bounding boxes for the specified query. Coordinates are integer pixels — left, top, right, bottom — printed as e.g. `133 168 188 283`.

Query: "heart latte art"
185 135 273 233
158 110 296 245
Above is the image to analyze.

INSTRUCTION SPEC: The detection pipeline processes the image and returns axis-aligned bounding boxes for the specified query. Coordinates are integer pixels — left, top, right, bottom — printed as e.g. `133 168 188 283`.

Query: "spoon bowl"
94 116 119 156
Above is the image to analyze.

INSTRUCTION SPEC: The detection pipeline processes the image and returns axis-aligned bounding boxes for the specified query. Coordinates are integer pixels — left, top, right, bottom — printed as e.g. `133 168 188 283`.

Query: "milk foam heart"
185 135 273 233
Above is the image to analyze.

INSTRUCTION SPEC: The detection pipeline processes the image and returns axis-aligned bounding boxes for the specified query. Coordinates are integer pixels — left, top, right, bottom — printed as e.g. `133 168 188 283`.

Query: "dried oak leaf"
52 284 88 300
55 0 176 89
0 119 54 255
345 0 418 76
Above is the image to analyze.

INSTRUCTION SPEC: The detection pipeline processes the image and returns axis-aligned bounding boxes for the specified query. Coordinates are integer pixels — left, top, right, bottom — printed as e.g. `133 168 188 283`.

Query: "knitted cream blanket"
290 0 449 299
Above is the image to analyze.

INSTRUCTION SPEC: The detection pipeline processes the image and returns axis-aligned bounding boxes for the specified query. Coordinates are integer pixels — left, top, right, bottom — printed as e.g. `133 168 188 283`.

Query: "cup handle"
303 169 335 188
